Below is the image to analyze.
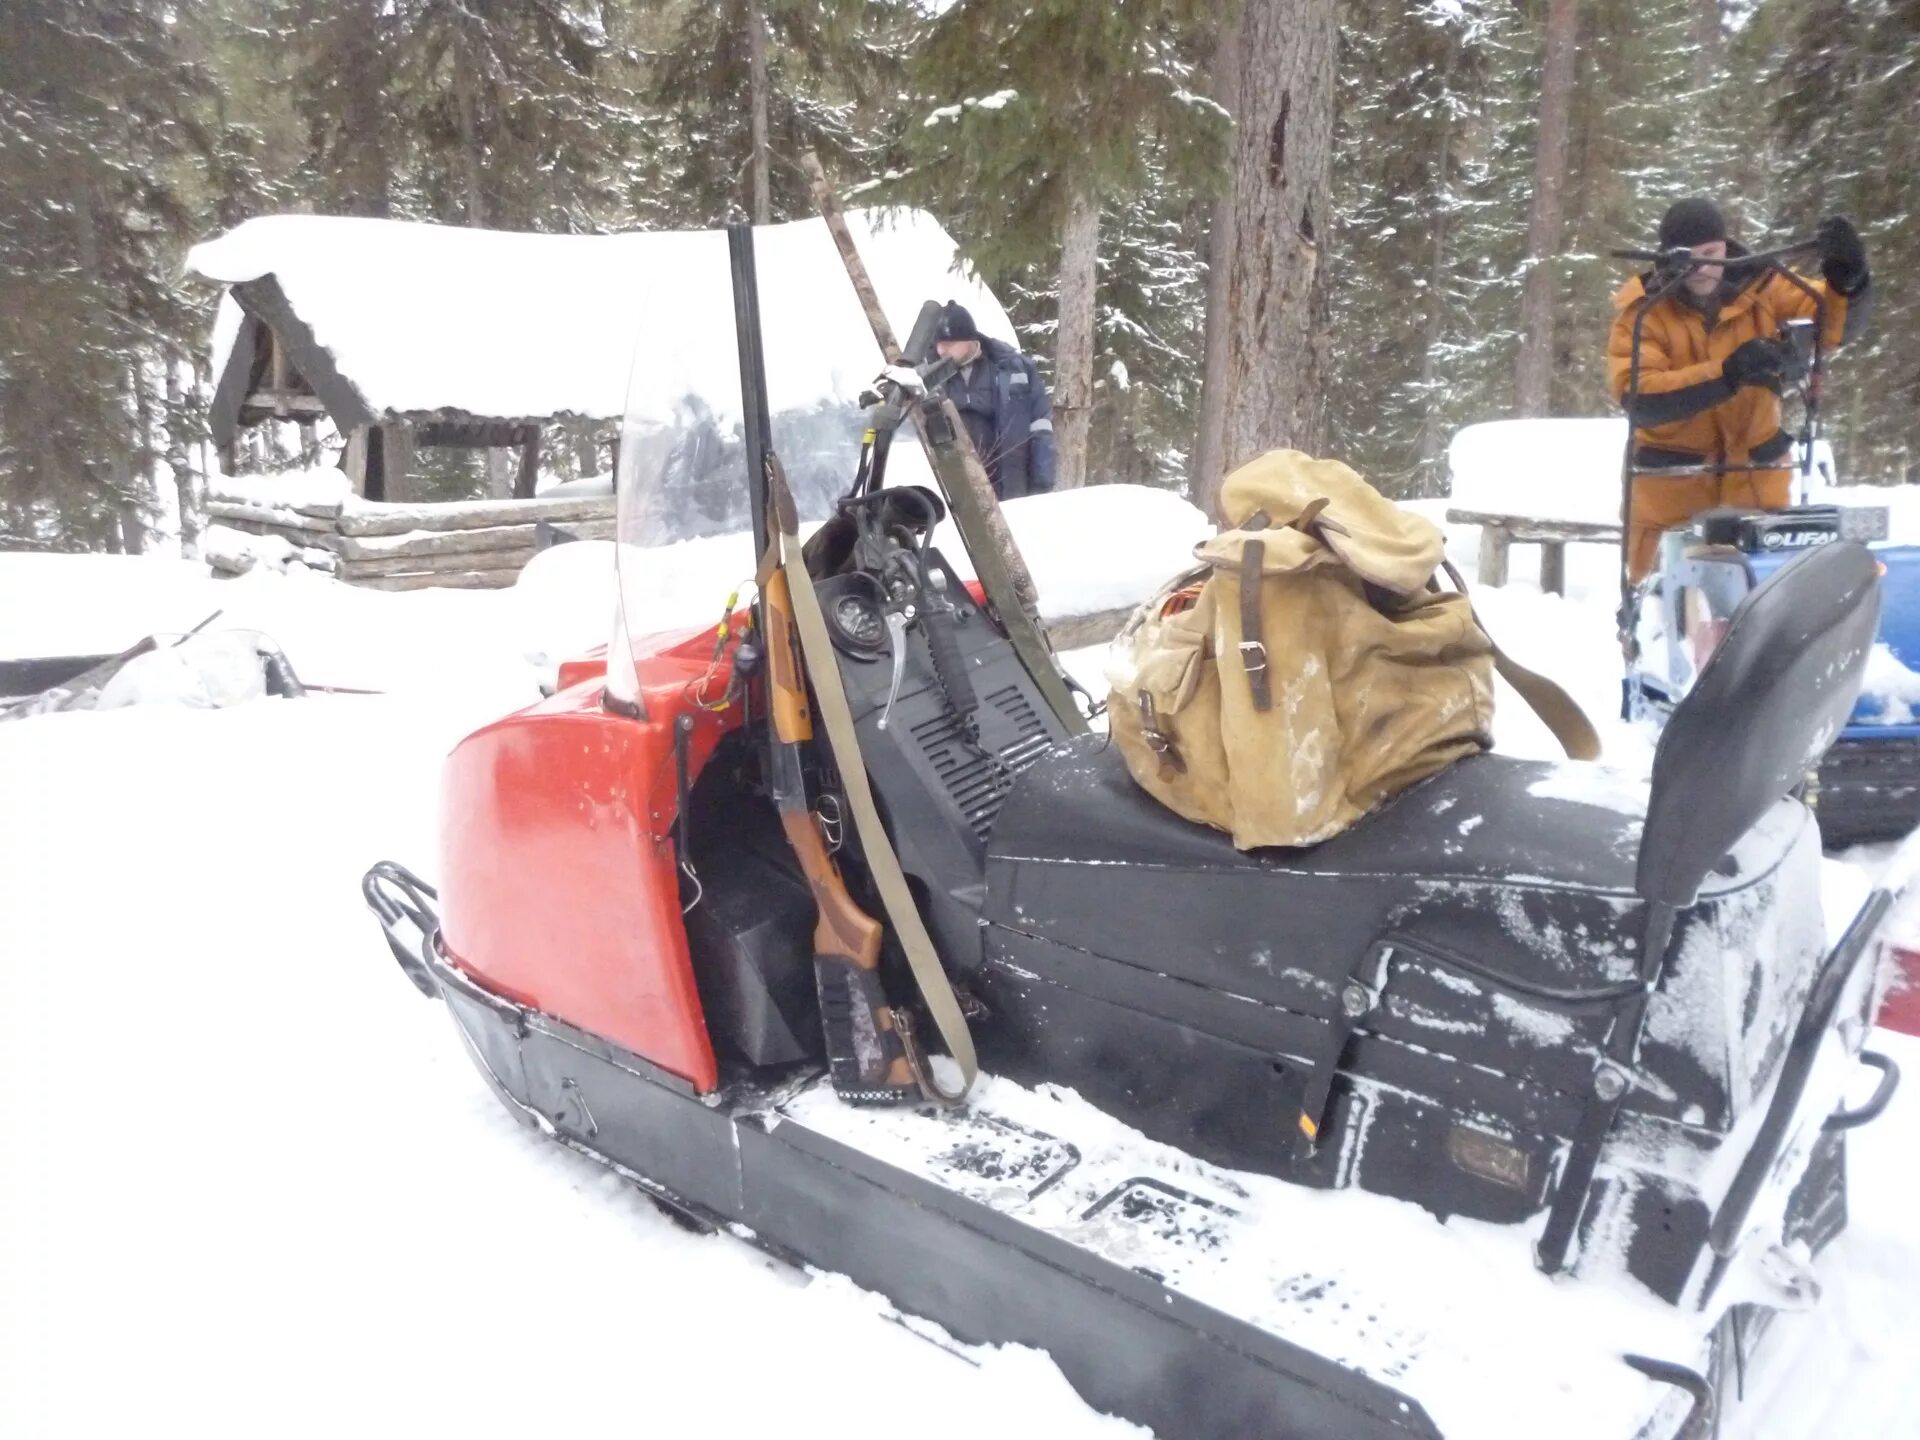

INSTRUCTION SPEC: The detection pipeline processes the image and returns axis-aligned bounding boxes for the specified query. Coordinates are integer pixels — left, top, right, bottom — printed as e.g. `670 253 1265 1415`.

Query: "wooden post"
1478 524 1511 587
365 426 388 503
1540 542 1567 597
271 333 291 420
515 428 542 500
343 427 369 496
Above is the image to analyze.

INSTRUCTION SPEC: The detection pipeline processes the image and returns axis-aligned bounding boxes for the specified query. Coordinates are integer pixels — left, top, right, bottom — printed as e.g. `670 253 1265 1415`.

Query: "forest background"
2 0 1915 553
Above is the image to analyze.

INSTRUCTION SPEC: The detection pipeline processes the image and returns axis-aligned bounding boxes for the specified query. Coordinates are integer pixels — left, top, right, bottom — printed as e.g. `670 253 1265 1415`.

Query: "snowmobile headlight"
1446 1125 1531 1193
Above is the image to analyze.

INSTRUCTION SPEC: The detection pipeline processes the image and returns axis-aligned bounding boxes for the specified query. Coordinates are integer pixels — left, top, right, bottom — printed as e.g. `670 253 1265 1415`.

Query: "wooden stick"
800 150 1039 612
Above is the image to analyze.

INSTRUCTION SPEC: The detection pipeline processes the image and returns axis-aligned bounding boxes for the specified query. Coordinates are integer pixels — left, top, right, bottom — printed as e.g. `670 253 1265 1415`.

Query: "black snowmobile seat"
985 542 1873 1021
983 736 1810 1012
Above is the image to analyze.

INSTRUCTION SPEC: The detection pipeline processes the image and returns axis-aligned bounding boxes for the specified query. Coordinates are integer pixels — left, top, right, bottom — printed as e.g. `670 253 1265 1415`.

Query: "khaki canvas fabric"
1108 450 1497 850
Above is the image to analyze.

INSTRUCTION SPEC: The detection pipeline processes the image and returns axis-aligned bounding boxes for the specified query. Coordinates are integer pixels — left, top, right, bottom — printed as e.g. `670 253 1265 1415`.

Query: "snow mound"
1448 417 1630 526
203 523 338 577
207 465 354 515
533 472 614 499
525 483 1212 670
94 631 274 711
937 484 1212 621
1859 642 1920 725
1448 417 1848 529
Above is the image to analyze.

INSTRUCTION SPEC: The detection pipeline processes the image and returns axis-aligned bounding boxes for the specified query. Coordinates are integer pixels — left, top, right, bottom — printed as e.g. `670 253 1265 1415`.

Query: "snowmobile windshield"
604 214 981 703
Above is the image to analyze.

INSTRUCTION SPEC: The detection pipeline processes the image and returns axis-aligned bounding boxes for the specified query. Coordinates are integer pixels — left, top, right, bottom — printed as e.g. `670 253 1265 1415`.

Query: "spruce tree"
0 0 213 550
1768 0 1920 481
271 0 634 231
898 0 1228 489
643 0 902 227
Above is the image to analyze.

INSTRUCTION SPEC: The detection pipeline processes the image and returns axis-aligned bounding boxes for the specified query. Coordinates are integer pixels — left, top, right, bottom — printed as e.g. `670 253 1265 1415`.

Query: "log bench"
1445 509 1623 595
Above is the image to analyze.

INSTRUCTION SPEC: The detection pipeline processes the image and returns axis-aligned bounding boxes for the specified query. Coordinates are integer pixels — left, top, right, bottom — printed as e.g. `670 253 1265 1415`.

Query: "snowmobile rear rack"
1621 1354 1716 1440
1706 859 1909 1263
1822 1050 1900 1132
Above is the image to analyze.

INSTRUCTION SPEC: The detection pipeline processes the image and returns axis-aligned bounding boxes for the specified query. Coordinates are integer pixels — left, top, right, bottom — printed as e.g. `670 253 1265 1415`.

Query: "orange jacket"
1607 262 1856 466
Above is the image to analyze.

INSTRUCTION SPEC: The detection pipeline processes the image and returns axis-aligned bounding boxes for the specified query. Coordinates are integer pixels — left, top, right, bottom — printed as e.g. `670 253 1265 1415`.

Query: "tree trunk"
1513 0 1578 418
166 361 203 559
1691 0 1722 96
345 0 392 216
1052 180 1100 491
747 0 773 224
1205 0 1338 520
1414 38 1461 480
455 48 486 228
114 364 149 555
515 431 543 499
1191 10 1242 514
134 357 161 545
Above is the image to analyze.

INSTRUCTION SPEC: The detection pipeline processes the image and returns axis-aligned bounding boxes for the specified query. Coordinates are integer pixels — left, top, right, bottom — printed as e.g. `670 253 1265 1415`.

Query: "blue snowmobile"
1616 237 1920 848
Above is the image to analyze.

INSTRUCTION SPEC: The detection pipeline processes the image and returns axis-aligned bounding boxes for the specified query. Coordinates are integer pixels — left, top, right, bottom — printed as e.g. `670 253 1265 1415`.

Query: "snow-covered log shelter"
187 209 1016 504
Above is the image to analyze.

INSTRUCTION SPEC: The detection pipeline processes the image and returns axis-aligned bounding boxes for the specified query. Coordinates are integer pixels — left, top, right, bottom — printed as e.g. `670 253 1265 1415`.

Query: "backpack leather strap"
1238 510 1272 712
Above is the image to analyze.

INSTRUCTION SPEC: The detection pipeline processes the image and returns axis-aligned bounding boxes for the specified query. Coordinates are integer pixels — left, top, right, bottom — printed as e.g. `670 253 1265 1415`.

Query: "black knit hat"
935 300 979 344
1657 198 1728 251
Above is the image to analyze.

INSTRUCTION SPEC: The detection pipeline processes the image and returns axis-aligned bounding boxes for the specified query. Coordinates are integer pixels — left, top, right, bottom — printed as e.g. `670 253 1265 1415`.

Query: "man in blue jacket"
932 301 1056 498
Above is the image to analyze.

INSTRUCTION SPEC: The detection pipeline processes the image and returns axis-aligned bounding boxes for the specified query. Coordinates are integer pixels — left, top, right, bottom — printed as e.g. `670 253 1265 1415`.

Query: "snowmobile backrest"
1637 541 1880 910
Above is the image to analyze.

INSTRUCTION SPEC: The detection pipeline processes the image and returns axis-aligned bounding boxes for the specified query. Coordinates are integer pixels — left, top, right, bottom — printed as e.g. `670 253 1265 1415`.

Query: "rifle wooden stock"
762 569 814 743
778 808 884 970
765 569 890 981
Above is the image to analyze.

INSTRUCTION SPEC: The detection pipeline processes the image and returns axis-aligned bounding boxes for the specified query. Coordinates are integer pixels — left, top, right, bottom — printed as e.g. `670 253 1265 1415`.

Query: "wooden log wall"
204 490 617 590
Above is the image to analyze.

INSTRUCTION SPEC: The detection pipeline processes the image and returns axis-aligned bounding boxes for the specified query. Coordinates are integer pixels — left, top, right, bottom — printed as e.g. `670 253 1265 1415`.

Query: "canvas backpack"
1107 450 1596 851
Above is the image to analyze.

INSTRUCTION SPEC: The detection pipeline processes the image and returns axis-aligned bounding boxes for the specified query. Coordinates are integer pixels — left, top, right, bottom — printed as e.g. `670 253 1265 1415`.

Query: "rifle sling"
768 464 978 1103
1441 559 1601 762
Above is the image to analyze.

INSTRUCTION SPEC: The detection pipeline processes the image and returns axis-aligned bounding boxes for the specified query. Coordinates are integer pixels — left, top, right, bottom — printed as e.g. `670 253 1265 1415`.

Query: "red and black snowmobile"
366 222 1911 1439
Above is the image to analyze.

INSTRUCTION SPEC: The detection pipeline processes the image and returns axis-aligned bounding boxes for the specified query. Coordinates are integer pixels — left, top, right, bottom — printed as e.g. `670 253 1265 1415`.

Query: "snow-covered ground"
5 505 1920 1439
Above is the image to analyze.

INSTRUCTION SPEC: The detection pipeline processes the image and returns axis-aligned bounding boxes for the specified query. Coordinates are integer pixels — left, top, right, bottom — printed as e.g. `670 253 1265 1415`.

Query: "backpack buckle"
1237 639 1268 675
1137 694 1186 775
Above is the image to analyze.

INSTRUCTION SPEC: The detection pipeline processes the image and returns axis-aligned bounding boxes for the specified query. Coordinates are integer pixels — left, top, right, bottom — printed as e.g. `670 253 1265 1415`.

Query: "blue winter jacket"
940 337 1056 498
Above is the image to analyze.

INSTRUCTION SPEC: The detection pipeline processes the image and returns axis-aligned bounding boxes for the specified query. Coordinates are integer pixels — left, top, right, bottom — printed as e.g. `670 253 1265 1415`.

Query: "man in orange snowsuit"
1607 199 1871 580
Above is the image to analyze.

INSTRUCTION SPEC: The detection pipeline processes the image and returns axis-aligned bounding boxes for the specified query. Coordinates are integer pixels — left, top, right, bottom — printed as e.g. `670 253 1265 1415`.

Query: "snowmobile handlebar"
1608 238 1819 268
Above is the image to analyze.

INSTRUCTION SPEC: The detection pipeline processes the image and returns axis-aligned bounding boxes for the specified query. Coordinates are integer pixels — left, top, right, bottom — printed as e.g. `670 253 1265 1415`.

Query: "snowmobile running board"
364 858 1913 1440
387 894 1442 1439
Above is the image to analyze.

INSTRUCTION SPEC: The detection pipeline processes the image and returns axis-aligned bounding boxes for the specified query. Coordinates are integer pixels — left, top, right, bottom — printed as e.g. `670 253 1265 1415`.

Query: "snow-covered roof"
187 208 1015 430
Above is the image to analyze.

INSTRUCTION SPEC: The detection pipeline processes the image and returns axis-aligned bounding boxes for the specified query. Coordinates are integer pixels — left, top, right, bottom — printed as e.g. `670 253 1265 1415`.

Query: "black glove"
1722 336 1793 389
1818 215 1868 295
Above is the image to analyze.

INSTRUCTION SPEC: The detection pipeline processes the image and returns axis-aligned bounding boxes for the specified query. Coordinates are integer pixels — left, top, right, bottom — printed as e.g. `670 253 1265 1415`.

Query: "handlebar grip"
924 605 979 719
